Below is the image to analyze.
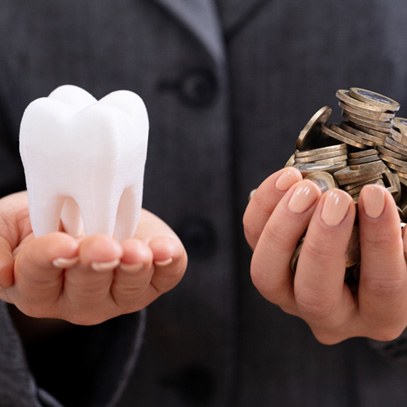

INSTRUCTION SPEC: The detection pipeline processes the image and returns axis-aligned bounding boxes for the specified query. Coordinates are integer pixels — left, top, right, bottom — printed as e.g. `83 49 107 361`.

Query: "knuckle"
262 220 291 250
151 268 185 294
295 288 336 321
302 237 343 265
362 228 397 252
113 285 145 306
362 276 404 298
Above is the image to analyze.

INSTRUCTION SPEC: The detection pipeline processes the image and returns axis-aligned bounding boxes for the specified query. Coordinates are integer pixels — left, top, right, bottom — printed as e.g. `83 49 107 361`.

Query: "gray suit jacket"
1 0 407 406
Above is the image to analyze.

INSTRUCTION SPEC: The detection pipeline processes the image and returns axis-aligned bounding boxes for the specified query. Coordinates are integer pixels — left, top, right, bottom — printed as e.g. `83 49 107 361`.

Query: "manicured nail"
275 169 301 192
52 257 79 268
321 190 352 226
362 185 386 219
91 258 120 272
288 182 319 213
120 262 144 272
248 189 257 201
154 258 173 267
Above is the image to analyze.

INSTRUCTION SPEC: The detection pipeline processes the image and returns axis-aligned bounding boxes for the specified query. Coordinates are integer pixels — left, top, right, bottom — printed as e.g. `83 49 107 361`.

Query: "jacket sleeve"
1 302 146 407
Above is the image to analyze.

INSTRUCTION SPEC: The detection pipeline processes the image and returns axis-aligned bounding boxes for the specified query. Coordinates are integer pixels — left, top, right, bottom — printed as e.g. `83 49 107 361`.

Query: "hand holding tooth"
0 86 188 324
0 192 187 324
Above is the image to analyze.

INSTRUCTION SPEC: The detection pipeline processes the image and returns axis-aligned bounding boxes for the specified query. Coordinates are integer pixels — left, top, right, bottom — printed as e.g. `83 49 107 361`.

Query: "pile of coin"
286 87 406 282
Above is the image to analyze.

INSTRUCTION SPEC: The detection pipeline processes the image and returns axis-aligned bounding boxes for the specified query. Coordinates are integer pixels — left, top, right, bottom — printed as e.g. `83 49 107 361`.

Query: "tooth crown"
19 85 149 240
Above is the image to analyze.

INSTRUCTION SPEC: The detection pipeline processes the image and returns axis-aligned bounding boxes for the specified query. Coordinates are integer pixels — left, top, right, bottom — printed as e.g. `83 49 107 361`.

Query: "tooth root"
75 195 120 238
61 197 83 237
28 193 64 236
19 85 149 240
114 186 140 241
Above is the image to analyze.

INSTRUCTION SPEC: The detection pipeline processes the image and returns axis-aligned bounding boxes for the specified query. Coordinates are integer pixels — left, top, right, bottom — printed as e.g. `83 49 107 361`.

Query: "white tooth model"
19 85 149 241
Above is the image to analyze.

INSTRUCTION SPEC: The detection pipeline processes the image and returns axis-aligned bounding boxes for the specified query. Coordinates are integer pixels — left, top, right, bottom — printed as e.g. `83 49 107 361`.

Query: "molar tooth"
19 85 149 241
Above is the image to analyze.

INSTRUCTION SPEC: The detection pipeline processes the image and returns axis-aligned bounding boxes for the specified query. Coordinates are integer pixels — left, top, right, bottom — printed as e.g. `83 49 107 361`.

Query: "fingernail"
52 257 79 268
154 258 173 267
91 258 120 272
288 182 319 213
321 190 351 226
275 169 301 192
362 185 386 219
248 189 257 201
120 262 144 272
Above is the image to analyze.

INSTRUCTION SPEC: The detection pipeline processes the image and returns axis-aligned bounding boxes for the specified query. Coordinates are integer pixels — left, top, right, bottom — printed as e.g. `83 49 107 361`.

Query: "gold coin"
389 128 407 145
290 240 303 274
348 161 386 172
343 113 393 132
305 171 337 192
348 149 378 158
341 123 382 146
321 123 367 148
351 122 388 139
338 101 395 121
379 153 407 168
333 124 376 147
293 161 347 175
336 89 394 113
285 153 296 167
347 179 385 197
346 226 360 268
343 175 382 191
394 117 407 136
296 106 332 150
349 87 400 112
384 137 407 156
294 143 347 158
347 155 380 165
334 161 385 185
382 168 401 200
314 155 348 165
294 150 347 163
384 161 406 173
377 145 406 161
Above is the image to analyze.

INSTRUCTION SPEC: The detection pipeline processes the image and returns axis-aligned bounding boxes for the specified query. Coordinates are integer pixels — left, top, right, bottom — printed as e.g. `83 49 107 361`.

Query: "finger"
0 236 14 288
11 232 78 311
63 235 123 308
250 180 321 310
357 185 407 337
136 209 181 241
243 167 303 249
111 239 153 308
0 191 32 246
294 189 356 340
148 236 187 294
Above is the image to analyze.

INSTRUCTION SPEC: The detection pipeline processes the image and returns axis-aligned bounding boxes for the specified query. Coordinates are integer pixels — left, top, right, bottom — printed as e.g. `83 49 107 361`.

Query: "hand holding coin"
244 87 407 342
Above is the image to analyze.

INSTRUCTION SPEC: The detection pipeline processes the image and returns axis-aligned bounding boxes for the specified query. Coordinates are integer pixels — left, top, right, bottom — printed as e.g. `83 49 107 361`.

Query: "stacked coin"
286 87 405 282
379 117 407 219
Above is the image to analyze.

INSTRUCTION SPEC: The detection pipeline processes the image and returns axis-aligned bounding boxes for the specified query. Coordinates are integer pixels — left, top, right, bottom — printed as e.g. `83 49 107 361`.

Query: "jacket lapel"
153 0 225 66
216 0 271 35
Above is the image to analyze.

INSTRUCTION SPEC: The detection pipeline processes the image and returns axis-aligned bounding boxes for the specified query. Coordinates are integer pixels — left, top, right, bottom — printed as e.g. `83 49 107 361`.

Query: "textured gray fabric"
154 0 225 65
0 0 407 406
0 303 42 407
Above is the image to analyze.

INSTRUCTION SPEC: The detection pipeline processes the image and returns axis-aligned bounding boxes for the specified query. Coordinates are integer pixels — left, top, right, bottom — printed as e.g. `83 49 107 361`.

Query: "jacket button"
179 68 218 107
176 218 217 259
